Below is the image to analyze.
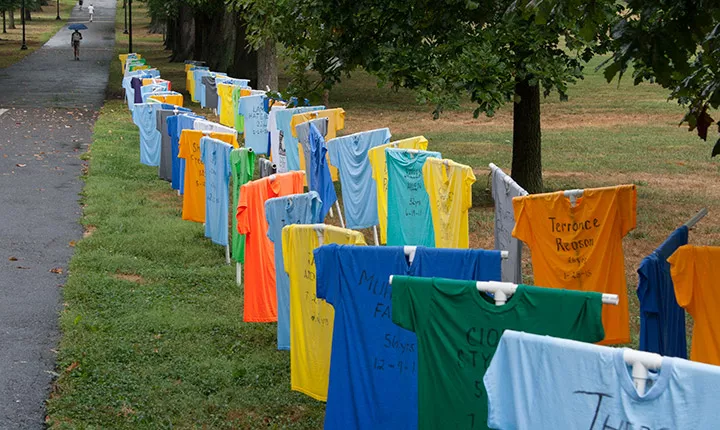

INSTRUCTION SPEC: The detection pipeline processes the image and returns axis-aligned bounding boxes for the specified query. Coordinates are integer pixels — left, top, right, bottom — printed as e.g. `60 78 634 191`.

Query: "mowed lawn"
46 2 720 428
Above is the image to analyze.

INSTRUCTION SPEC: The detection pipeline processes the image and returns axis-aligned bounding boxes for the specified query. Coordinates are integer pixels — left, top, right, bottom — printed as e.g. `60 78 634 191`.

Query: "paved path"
0 0 115 427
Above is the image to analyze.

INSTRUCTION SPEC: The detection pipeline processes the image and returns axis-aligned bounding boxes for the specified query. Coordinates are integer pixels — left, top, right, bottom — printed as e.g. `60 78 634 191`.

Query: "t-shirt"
88 5 94 13
157 107 191 182
281 224 366 401
217 83 237 127
230 148 256 263
236 171 306 322
489 164 528 283
512 185 637 345
485 330 720 430
268 105 286 172
368 136 429 244
289 108 344 177
232 86 253 133
148 92 183 106
201 76 219 109
143 78 171 90
171 114 205 194
315 246 502 430
238 94 270 153
669 245 720 365
200 137 233 246
130 77 143 104
637 226 688 358
178 130 238 223
193 119 237 135
386 148 441 247
265 192 323 350
275 105 325 172
308 123 337 219
295 117 328 186
392 277 604 430
140 82 170 103
422 158 476 248
132 103 162 166
327 128 392 229
258 158 276 178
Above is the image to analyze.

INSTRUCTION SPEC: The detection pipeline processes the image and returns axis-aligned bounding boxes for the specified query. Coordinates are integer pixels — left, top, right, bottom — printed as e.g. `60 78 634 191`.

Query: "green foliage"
602 0 720 155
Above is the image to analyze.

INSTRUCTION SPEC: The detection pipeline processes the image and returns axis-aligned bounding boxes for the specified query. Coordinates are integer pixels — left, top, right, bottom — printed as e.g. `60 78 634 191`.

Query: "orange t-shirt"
512 184 636 344
669 245 720 365
142 78 171 91
178 130 238 223
149 93 183 106
290 108 345 181
236 171 306 322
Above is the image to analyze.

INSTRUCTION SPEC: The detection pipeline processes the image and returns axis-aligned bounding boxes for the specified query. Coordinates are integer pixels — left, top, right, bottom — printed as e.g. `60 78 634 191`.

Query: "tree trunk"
2 11 6 34
25 8 31 21
322 89 330 107
9 9 15 29
511 78 543 194
256 39 278 91
230 15 257 87
169 3 195 62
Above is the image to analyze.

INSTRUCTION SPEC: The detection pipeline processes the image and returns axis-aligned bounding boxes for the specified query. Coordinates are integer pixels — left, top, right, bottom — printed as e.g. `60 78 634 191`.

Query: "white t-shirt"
268 105 287 173
88 5 94 13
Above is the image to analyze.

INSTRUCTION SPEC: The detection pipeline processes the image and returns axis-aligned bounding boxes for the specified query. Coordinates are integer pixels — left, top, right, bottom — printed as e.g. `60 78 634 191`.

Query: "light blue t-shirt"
237 94 270 153
140 82 170 103
265 192 323 350
132 103 162 166
200 137 233 246
174 114 205 195
193 70 210 107
485 330 720 430
327 128 392 230
275 105 325 171
309 123 337 219
386 148 441 246
315 245 502 430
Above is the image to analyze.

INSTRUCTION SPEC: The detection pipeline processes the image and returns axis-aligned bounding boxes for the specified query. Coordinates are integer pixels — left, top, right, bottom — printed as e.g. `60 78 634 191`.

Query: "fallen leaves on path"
50 267 64 274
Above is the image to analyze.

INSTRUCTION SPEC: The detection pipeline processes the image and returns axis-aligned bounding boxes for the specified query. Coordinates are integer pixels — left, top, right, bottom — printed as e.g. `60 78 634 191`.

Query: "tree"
602 1 720 156
271 0 620 192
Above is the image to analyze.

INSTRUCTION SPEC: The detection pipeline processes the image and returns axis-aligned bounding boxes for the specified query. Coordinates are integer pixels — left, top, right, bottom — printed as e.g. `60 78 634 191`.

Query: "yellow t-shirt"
422 158 476 248
669 245 720 365
512 184 636 345
282 224 366 401
290 109 345 181
368 136 429 244
178 130 238 223
148 93 183 107
217 84 250 127
187 70 196 100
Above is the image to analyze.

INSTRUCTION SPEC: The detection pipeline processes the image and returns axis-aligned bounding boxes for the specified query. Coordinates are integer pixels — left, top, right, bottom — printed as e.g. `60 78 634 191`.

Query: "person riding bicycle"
71 29 83 61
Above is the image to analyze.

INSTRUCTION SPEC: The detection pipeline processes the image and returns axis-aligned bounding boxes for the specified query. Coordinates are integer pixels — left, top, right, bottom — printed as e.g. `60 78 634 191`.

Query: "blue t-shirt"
132 103 162 166
309 123 337 219
637 226 689 358
386 148 441 246
275 106 325 171
315 245 501 430
193 70 210 107
173 114 205 195
237 94 270 153
200 137 233 246
265 192 323 350
327 128 392 229
485 330 720 429
140 82 170 103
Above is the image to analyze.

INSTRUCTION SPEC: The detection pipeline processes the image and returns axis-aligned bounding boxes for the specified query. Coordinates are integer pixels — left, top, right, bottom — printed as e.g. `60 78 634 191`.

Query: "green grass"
47 1 720 427
0 0 76 69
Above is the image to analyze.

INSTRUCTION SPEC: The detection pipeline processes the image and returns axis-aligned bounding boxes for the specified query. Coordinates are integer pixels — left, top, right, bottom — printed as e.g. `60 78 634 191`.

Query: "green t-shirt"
230 148 256 262
391 276 604 430
232 86 245 134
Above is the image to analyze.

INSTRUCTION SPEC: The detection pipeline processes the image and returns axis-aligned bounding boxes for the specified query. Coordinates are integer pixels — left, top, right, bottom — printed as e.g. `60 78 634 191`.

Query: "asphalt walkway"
0 0 116 427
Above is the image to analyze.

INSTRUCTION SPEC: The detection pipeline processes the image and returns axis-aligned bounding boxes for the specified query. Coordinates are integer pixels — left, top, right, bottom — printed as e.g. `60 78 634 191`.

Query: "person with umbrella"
69 24 87 60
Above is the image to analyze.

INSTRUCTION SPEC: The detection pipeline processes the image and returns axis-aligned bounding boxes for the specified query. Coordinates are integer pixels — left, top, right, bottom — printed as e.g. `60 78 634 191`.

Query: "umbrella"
68 23 88 30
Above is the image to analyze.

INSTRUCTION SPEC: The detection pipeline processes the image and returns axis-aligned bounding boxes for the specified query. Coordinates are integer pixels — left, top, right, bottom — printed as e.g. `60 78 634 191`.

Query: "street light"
123 0 128 34
20 0 27 50
128 0 132 53
56 0 61 20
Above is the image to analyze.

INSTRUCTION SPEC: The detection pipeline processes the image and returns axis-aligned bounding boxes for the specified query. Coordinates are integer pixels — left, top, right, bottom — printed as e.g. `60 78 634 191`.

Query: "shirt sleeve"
391 276 434 334
669 246 695 311
636 257 659 314
177 132 189 160
314 245 339 304
236 183 251 234
484 331 517 430
551 289 605 343
464 168 477 210
511 196 533 244
310 192 323 222
327 140 340 169
335 109 346 132
199 139 207 165
618 185 637 237
281 226 293 278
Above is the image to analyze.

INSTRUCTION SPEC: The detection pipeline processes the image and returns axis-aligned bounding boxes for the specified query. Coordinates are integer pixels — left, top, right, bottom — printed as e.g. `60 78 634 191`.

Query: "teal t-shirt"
230 148 256 262
391 277 604 430
386 149 441 246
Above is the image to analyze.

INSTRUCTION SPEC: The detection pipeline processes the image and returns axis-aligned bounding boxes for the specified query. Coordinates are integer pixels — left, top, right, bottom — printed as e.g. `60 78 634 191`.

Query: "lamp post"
123 0 128 34
128 0 132 53
56 0 61 20
20 0 27 50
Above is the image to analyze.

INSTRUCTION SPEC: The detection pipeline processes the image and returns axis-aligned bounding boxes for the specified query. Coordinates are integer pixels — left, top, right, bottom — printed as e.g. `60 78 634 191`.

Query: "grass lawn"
47 1 720 428
0 0 76 69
